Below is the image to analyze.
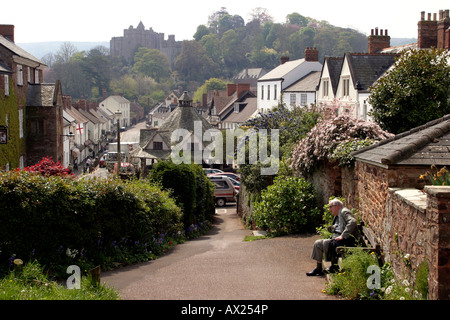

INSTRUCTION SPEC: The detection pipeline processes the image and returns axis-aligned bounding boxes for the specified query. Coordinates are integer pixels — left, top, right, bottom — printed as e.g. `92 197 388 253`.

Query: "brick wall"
342 161 450 299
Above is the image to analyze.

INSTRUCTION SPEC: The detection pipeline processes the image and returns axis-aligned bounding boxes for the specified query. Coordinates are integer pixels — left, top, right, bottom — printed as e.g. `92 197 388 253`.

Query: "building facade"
110 21 182 68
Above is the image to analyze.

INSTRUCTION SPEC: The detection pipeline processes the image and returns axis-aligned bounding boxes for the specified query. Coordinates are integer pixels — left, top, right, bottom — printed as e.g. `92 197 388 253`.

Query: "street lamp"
115 110 122 177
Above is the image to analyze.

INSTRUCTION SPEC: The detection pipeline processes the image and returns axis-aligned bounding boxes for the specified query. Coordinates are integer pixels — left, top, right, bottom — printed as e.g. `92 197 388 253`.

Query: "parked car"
203 168 223 175
99 154 107 168
227 177 240 191
208 172 240 182
208 175 237 207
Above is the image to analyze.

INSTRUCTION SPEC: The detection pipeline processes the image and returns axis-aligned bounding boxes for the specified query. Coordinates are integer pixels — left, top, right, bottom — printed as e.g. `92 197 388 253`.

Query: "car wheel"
216 198 226 207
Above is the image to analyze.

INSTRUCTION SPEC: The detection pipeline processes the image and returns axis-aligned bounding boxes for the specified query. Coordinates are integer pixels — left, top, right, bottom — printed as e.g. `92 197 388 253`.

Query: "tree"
369 48 450 134
193 78 228 102
249 7 273 25
133 47 171 82
286 12 308 27
55 42 78 64
174 40 219 83
193 25 210 41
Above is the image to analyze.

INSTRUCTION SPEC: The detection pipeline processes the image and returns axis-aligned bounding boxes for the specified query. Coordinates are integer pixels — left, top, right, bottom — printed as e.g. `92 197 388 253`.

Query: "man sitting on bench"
306 199 357 276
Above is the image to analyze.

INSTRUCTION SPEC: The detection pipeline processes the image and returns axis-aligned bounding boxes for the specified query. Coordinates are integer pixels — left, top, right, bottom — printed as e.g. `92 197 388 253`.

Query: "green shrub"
253 176 320 236
326 250 426 300
148 161 215 231
326 249 380 299
0 170 183 277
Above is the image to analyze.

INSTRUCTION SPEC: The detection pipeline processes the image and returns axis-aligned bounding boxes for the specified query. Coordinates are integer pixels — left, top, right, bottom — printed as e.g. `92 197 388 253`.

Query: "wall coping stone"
389 187 427 212
424 185 450 197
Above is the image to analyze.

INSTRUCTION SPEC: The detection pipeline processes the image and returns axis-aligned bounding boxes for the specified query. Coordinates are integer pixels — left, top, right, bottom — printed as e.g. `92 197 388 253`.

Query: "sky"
3 0 450 44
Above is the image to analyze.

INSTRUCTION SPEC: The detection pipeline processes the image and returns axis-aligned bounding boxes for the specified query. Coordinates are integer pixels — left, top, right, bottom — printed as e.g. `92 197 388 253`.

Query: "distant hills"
17 41 110 60
18 38 417 62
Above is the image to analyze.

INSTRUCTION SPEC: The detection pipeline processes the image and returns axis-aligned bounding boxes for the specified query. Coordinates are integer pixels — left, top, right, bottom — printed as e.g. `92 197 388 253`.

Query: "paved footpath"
102 205 337 300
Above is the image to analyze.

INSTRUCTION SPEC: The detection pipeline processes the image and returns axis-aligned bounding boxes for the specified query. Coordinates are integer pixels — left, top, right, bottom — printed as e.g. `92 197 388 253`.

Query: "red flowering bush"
289 115 393 176
23 157 73 177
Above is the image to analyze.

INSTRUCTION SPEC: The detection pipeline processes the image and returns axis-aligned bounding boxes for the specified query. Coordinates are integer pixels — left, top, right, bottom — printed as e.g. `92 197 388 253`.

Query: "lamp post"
115 110 122 177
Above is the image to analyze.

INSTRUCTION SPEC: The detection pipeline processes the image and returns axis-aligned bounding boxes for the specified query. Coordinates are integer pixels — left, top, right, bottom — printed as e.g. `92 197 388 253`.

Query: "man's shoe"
324 265 340 274
306 267 324 276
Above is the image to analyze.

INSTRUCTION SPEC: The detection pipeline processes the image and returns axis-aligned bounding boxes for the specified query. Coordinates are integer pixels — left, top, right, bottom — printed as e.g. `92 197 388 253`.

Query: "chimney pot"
0 25 15 42
421 11 425 21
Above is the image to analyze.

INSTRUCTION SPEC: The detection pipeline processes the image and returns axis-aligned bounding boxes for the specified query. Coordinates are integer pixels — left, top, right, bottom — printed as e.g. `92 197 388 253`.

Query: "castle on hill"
110 21 182 68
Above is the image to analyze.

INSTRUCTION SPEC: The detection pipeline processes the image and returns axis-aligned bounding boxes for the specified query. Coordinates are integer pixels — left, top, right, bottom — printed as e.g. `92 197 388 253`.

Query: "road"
101 205 336 301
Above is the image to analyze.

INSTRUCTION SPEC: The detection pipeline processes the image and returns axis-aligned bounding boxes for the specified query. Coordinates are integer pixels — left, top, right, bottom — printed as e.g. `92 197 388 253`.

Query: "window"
4 75 9 96
290 94 296 106
19 109 23 138
343 78 350 97
323 80 329 97
300 94 307 106
261 85 264 100
267 85 270 100
213 180 229 189
35 69 40 84
274 85 277 100
30 119 45 135
27 67 31 83
153 141 163 150
17 64 23 86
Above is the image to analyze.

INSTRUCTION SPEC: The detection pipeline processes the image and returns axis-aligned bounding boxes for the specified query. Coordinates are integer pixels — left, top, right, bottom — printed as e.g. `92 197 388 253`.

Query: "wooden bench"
336 221 384 265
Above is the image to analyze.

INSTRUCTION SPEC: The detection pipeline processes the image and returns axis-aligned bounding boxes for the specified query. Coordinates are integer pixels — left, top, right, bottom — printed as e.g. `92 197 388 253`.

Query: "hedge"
0 170 183 276
148 161 215 230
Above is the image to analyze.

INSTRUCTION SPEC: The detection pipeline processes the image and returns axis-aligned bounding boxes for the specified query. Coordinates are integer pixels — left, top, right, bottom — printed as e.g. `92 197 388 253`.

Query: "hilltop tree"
133 47 171 82
369 48 450 134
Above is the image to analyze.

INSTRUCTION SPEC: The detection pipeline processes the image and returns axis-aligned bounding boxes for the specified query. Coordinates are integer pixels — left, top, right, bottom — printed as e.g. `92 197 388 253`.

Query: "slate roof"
323 57 344 95
233 68 267 80
0 35 46 66
26 83 59 107
258 58 308 81
353 114 450 167
284 71 321 92
345 53 399 92
221 97 257 124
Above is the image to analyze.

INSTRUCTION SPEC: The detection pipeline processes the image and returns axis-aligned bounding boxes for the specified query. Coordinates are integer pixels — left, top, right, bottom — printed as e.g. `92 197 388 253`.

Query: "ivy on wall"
0 82 25 170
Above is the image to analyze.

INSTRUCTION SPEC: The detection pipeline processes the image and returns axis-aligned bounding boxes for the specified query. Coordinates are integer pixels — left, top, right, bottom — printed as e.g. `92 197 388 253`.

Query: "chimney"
418 11 438 49
0 25 14 42
62 95 72 109
368 27 391 53
236 83 250 98
437 9 450 49
304 47 319 62
280 56 290 65
227 84 237 96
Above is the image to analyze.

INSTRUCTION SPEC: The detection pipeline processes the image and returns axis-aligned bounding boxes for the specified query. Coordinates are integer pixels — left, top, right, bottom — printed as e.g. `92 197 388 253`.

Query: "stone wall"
309 160 342 209
344 160 450 299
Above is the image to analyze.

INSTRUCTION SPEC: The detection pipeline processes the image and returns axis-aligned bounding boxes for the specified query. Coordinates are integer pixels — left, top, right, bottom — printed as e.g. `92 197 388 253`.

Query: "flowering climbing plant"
289 114 393 176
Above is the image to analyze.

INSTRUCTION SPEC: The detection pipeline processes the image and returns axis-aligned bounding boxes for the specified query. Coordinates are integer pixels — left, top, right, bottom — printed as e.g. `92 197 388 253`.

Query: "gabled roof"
233 68 267 80
0 35 46 66
284 71 321 92
345 53 399 92
322 57 344 95
353 114 450 167
258 58 307 81
221 97 257 124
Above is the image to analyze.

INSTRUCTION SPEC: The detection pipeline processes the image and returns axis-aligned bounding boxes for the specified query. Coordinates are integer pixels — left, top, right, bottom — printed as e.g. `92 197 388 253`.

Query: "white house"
332 53 398 120
257 48 322 113
316 57 344 108
283 71 321 109
99 95 131 128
